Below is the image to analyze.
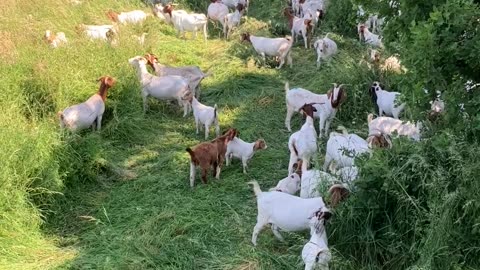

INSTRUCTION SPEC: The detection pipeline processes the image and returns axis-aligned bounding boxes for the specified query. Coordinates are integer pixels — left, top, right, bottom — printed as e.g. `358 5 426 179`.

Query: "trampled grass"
4 0 478 269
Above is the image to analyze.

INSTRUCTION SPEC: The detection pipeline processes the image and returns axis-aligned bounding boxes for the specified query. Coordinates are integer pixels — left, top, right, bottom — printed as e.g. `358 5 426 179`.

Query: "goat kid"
224 4 244 39
368 114 422 142
187 94 220 139
248 180 327 246
186 128 237 187
44 30 67 48
369 81 405 119
358 24 383 48
284 8 313 49
58 76 116 131
225 136 267 174
285 82 347 137
241 33 293 69
106 10 149 24
302 208 332 270
313 34 337 68
144 53 212 99
128 56 192 116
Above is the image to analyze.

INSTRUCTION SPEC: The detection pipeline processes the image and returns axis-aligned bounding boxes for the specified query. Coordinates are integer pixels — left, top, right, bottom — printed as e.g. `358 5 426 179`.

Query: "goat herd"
49 0 447 269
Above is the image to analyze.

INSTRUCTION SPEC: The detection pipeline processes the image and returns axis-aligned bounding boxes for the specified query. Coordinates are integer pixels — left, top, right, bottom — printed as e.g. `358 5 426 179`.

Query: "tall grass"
1 0 479 269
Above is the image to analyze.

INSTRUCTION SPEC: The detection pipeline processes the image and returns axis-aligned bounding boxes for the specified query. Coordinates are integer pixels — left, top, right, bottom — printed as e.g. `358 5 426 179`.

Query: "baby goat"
369 81 405 119
224 4 244 39
106 10 149 24
44 30 67 48
302 208 332 270
186 128 237 187
285 82 347 137
241 33 293 69
144 53 212 99
358 24 383 48
248 180 327 246
313 34 337 68
225 136 267 174
58 76 116 131
284 8 313 49
186 94 220 139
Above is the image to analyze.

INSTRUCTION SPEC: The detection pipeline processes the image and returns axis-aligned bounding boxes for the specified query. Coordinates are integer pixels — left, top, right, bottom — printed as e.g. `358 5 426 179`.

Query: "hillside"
1 0 479 269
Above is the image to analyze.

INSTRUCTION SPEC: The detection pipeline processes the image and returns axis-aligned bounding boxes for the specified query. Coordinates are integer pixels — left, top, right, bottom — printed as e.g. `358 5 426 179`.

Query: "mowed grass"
0 0 404 269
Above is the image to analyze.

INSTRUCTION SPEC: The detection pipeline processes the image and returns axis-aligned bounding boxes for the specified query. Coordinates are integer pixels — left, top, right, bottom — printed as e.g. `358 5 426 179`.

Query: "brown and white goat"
284 8 313 49
186 128 238 187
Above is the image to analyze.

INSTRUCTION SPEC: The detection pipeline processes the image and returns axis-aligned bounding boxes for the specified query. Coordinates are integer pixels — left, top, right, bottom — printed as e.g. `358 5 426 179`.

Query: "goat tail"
285 81 290 93
213 104 218 120
324 32 332 39
186 147 195 160
328 184 349 207
203 69 213 78
394 102 406 116
248 180 262 196
367 113 374 124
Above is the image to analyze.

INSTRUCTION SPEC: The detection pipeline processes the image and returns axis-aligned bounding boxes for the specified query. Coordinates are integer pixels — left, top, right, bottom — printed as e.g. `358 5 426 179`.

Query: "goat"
58 76 116 131
156 4 208 41
144 53 212 99
369 81 405 119
429 91 445 121
368 114 422 142
358 24 383 48
186 94 220 139
313 34 337 68
302 208 332 270
270 172 302 195
300 0 325 29
241 33 293 69
287 103 318 175
285 82 347 137
323 127 371 171
248 180 327 246
224 4 244 39
44 30 67 48
186 128 237 187
284 8 313 49
128 56 192 116
106 10 149 24
207 1 229 30
77 24 118 44
222 0 249 11
225 136 267 174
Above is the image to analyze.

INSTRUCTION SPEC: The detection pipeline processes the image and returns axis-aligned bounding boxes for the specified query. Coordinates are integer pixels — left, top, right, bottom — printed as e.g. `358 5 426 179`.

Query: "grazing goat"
369 81 405 119
186 128 237 187
313 34 337 68
270 172 302 195
323 127 371 171
77 24 117 44
106 10 149 24
368 114 422 142
187 94 220 139
207 0 229 29
285 82 347 137
225 136 267 174
58 76 116 131
241 33 293 69
358 24 383 48
224 4 244 39
156 4 208 41
248 180 328 246
128 56 191 116
284 8 313 49
288 103 318 175
44 30 67 48
144 53 212 99
302 208 332 270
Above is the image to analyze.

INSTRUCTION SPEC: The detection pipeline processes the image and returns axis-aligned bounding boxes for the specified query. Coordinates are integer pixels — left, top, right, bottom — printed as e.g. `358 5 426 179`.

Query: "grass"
2 0 478 269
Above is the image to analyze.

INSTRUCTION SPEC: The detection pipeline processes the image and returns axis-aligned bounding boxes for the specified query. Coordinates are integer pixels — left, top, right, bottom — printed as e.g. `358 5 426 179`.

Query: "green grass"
2 0 479 269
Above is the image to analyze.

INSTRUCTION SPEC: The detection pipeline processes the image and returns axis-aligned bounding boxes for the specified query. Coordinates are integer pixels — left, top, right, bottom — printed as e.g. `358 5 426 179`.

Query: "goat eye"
291 175 294 178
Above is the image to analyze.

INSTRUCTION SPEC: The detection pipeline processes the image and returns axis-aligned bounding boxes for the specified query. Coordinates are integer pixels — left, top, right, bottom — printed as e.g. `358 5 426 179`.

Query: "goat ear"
322 210 333 221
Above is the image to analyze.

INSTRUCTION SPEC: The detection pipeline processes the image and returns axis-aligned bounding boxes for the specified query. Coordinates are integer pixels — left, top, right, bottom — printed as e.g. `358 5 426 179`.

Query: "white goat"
224 4 244 39
323 129 370 171
288 103 318 175
225 137 267 174
248 180 327 246
222 0 249 10
313 34 337 68
128 56 191 116
358 24 383 48
285 82 347 137
106 10 149 24
78 24 117 43
207 1 229 29
270 172 302 195
156 4 208 41
241 33 293 69
153 3 187 24
300 168 337 199
58 76 116 131
187 95 220 139
368 114 422 142
44 30 67 48
144 53 211 99
369 81 405 119
284 8 313 49
302 208 332 270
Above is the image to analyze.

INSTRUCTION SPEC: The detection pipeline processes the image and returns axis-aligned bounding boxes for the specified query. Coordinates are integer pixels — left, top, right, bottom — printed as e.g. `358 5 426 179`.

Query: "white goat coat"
368 116 421 141
302 221 331 270
288 116 318 174
190 97 219 139
116 10 148 24
59 94 104 131
224 9 242 38
323 133 369 170
171 12 208 41
208 2 229 26
300 169 337 198
362 27 383 47
248 35 293 69
271 173 301 195
375 89 404 118
313 36 337 67
81 25 115 41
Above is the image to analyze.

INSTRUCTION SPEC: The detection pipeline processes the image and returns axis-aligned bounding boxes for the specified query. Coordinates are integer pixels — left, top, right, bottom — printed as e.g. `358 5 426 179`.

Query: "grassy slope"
0 0 402 269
